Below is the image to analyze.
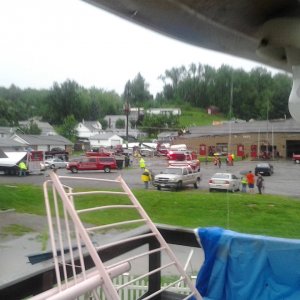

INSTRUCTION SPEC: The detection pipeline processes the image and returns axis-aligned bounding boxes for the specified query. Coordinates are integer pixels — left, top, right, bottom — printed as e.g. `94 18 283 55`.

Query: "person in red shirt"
246 171 255 193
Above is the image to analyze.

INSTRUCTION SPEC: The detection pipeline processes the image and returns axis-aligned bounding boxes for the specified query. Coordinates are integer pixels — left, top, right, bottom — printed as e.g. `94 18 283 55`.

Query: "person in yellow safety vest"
139 157 146 169
241 175 248 193
141 168 152 189
18 161 27 176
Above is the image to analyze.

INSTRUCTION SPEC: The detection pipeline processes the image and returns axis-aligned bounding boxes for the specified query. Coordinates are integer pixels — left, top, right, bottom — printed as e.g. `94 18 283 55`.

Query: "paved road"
1 157 299 197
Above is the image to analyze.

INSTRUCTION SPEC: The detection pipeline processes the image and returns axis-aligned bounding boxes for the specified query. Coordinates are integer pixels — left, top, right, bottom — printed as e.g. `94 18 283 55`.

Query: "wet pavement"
1 157 300 196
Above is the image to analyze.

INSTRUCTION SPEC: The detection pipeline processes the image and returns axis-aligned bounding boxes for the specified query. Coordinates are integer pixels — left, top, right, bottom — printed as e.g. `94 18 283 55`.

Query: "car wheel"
209 188 212 192
194 182 198 189
71 167 78 173
157 186 161 191
177 181 183 190
296 160 300 164
51 164 55 169
104 167 111 173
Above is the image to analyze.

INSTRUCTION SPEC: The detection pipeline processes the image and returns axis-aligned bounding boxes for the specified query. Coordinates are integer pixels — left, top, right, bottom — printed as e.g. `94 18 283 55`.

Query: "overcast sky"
0 0 277 96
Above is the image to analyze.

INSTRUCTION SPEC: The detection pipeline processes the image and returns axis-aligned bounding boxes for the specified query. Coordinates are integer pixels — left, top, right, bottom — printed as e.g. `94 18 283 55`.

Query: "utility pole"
124 82 131 148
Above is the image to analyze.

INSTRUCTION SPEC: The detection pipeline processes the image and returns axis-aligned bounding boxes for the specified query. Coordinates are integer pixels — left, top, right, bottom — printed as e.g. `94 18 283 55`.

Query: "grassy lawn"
179 107 226 127
1 184 300 239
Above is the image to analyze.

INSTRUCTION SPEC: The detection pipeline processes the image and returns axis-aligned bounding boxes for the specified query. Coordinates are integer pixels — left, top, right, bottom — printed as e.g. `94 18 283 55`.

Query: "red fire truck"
167 150 201 171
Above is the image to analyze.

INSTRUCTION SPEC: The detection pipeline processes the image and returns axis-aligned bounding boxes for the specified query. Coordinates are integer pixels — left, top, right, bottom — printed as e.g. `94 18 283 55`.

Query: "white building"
146 108 181 116
75 120 103 139
89 133 123 148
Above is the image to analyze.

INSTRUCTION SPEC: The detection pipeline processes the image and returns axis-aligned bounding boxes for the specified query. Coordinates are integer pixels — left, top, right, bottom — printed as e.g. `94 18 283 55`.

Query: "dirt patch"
0 211 48 241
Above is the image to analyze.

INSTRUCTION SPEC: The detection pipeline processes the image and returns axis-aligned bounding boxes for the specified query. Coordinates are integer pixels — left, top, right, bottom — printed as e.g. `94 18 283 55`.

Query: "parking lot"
0 157 299 197
0 157 299 289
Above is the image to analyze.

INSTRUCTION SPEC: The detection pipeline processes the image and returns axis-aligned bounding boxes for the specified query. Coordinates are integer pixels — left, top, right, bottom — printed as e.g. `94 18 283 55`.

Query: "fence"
81 273 197 300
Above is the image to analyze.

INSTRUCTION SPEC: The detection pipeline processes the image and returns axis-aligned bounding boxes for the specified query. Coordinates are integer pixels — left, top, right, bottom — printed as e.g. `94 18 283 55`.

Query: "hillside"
179 107 227 127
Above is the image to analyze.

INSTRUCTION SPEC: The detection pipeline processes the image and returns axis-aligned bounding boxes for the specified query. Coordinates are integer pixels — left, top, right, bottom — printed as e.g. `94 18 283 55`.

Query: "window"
100 157 115 162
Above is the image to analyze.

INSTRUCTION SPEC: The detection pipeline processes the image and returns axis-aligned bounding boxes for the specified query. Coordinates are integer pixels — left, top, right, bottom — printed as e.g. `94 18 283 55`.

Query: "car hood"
155 174 180 180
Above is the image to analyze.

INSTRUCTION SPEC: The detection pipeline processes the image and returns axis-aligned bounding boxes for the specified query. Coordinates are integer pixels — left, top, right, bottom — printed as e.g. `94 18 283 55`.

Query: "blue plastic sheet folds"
195 227 300 300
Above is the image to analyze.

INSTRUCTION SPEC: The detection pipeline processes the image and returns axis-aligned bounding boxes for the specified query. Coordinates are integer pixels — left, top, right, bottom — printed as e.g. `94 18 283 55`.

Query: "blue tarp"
195 227 300 300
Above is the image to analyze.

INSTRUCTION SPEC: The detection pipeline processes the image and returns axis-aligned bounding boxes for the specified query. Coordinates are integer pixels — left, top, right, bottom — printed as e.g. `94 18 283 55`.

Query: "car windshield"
257 164 269 167
162 168 182 175
212 173 230 179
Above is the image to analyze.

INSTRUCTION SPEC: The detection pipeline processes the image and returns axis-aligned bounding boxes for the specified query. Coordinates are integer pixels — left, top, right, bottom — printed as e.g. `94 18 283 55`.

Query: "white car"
43 158 68 169
209 173 240 192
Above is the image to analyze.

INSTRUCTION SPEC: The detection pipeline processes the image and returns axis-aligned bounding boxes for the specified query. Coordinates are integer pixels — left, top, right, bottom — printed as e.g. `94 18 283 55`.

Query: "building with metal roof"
176 119 300 159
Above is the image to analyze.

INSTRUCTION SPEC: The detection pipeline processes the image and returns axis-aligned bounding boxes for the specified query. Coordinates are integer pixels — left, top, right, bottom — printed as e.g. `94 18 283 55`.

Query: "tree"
115 118 125 129
45 80 86 124
141 114 180 136
100 118 108 130
122 73 152 106
57 115 77 141
19 120 42 134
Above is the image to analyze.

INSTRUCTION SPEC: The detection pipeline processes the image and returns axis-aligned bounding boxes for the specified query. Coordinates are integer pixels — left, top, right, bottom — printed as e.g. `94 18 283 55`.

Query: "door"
251 145 257 158
199 144 206 156
237 144 244 157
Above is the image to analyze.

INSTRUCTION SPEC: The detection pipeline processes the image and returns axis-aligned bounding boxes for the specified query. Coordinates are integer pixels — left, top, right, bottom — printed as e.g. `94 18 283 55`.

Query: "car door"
231 174 239 190
186 167 194 184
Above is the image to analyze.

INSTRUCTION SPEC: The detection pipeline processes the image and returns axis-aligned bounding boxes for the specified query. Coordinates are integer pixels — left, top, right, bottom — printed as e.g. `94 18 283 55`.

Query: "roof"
0 152 27 167
77 121 102 131
89 133 122 140
13 134 73 146
85 0 297 72
0 138 25 147
184 119 300 138
19 120 56 135
0 127 14 135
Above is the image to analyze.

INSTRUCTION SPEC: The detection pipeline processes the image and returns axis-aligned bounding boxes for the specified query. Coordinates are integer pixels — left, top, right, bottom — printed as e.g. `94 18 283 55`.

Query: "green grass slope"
179 107 226 127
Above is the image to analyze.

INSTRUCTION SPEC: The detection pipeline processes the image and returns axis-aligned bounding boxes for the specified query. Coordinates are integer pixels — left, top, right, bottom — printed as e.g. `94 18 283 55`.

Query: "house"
0 127 15 138
106 128 147 140
19 119 57 136
207 106 220 115
146 108 181 116
89 133 123 148
0 137 26 152
104 114 147 139
10 134 73 154
104 115 127 129
75 120 103 140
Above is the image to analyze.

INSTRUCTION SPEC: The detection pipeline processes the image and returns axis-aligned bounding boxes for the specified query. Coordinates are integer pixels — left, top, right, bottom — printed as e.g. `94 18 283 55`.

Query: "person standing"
141 168 151 189
256 174 264 194
241 175 248 193
213 156 218 167
246 171 255 193
217 157 222 168
139 157 146 169
18 161 27 176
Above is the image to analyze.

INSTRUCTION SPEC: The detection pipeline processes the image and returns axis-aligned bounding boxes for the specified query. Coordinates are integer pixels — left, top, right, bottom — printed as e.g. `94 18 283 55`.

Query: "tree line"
155 64 292 120
0 63 292 139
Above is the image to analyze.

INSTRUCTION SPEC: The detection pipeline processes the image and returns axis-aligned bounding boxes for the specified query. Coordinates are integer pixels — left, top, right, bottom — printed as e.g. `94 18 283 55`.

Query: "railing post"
148 238 161 298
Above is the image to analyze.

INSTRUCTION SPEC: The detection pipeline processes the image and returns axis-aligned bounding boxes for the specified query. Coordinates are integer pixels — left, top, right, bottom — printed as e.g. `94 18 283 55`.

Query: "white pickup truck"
153 166 202 191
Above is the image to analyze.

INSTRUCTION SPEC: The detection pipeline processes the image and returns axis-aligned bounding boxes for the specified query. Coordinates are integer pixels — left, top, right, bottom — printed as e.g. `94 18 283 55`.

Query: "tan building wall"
175 132 300 159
